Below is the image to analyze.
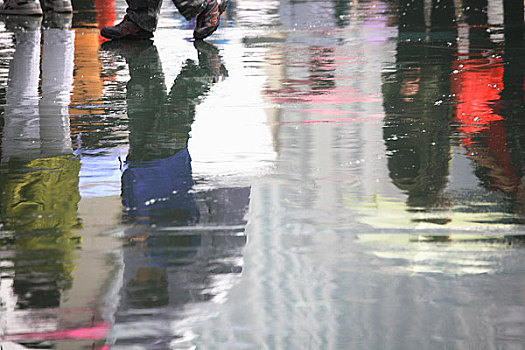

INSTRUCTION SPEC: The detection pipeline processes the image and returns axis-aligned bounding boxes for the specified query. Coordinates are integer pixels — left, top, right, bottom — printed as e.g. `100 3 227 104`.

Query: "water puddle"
1 0 525 348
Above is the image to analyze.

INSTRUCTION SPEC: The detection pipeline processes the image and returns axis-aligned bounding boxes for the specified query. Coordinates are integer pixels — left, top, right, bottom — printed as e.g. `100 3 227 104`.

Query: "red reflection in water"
95 0 115 43
451 57 504 144
451 57 519 193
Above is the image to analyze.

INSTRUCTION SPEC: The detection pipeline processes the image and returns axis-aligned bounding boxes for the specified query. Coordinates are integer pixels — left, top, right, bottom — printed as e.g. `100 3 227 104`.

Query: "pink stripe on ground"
5 323 110 341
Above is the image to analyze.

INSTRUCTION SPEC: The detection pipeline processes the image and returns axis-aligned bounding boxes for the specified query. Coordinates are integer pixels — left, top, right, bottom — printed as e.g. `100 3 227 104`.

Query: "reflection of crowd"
383 0 525 222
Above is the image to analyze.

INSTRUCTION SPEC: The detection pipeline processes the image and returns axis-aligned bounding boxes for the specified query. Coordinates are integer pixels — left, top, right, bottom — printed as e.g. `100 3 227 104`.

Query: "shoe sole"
100 28 153 40
194 25 219 40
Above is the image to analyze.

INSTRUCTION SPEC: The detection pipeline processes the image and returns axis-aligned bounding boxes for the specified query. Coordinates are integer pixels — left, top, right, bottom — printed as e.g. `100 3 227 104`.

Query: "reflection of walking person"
101 39 228 226
101 0 228 41
101 41 249 347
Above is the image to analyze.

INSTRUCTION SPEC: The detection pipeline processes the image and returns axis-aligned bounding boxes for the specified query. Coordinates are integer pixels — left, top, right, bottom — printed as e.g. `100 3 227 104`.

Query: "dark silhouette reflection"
382 0 456 221
101 40 248 347
0 13 81 339
450 1 525 222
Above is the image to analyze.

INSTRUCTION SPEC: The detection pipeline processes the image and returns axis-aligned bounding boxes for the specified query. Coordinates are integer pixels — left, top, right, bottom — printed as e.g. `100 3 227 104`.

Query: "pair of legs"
0 0 71 15
101 0 227 41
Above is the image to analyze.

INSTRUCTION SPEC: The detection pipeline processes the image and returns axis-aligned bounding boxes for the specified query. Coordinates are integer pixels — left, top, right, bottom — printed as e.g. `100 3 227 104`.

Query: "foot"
193 0 228 40
100 16 153 40
0 0 42 15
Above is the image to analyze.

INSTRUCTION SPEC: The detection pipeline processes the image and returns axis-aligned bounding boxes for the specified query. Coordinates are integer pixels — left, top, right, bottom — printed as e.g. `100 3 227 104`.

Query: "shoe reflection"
101 40 248 348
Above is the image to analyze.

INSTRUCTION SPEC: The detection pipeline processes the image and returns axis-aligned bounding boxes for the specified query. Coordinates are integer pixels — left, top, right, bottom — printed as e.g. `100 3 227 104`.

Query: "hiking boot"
42 0 72 13
101 16 153 40
0 0 42 15
193 0 228 40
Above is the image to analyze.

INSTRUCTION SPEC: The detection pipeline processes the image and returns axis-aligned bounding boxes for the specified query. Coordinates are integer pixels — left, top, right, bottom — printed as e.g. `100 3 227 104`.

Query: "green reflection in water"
0 155 81 309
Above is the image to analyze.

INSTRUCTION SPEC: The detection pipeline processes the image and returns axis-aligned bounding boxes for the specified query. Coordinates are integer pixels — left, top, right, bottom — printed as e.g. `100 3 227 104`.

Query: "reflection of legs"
123 42 172 162
167 41 228 113
107 41 228 227
40 23 75 157
120 41 227 162
111 41 199 225
2 21 42 163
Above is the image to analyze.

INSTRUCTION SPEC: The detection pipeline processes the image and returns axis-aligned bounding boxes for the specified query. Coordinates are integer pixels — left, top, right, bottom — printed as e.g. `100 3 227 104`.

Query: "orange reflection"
399 67 420 102
69 0 115 123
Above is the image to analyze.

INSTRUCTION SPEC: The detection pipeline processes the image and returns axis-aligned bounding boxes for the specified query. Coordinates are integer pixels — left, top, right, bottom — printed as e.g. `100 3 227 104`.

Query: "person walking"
100 0 227 41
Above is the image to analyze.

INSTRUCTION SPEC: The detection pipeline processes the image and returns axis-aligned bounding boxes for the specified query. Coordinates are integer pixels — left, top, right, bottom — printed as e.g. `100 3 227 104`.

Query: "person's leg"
0 0 42 15
171 0 207 20
0 0 72 15
42 0 72 13
100 0 161 40
125 0 163 33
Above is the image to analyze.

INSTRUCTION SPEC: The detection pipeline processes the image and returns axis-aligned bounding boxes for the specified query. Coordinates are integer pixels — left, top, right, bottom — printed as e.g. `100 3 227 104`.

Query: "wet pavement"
1 0 525 349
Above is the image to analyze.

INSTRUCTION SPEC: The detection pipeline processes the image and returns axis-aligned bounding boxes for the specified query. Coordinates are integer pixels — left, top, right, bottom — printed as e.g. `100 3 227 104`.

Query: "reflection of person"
102 40 248 347
0 13 80 336
100 0 227 41
382 0 455 222
105 39 228 226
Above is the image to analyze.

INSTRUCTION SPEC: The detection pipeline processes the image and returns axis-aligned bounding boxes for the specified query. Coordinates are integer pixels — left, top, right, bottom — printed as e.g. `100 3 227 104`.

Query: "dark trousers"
126 0 207 32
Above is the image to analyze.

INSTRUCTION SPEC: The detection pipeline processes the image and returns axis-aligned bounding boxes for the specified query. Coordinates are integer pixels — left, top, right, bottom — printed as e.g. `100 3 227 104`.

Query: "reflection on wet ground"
1 0 525 348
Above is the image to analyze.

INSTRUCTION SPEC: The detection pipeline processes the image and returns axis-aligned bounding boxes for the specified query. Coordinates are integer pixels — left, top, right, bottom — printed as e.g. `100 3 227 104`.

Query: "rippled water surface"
1 0 525 349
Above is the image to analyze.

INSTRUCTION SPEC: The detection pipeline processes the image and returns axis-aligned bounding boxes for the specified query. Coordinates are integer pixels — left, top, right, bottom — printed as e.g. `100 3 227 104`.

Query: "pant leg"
125 0 163 32
171 0 206 20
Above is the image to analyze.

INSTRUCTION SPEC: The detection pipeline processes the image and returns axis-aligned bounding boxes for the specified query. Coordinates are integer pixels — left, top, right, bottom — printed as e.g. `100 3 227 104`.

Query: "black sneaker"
101 16 153 40
193 0 228 40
